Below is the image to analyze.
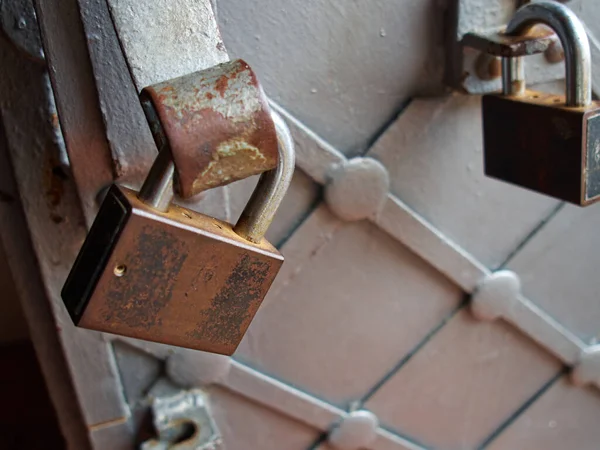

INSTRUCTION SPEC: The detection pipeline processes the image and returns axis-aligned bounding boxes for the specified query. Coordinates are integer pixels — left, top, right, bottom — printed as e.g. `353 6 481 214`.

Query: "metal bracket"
141 390 223 450
446 0 567 94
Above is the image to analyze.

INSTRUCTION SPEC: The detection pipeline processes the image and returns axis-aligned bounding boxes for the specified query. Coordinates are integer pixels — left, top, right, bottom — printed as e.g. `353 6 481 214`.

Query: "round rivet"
166 350 231 387
471 270 521 321
475 53 501 81
113 264 127 277
328 410 379 450
324 157 389 222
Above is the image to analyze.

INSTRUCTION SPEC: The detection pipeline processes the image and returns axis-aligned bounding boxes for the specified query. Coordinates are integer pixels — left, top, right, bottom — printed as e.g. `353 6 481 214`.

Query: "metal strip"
223 361 425 450
270 101 599 393
34 0 115 223
512 294 587 365
105 0 228 91
224 361 343 430
376 195 490 292
270 102 346 184
119 335 424 449
77 0 157 186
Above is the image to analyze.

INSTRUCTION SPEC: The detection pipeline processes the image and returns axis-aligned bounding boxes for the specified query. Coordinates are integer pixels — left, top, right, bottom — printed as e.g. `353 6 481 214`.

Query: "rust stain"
50 113 59 129
215 74 229 97
101 225 188 330
462 24 555 57
88 416 128 431
160 85 176 93
140 59 279 199
188 254 271 347
42 152 69 223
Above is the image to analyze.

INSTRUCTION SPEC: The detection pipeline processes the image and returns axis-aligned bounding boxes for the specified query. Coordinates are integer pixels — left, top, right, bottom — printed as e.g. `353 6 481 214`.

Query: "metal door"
1 0 600 449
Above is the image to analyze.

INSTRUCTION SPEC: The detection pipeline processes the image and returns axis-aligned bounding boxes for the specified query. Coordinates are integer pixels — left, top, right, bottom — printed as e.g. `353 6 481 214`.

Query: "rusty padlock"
62 61 295 356
142 59 280 198
482 1 600 205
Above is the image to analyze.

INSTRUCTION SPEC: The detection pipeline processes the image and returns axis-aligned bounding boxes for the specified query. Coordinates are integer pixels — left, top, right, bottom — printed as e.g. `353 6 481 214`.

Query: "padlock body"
482 90 600 205
62 185 283 355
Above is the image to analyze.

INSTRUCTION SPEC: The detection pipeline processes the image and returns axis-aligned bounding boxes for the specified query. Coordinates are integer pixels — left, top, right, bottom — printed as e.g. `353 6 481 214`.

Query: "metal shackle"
502 1 591 107
233 110 295 243
138 110 295 243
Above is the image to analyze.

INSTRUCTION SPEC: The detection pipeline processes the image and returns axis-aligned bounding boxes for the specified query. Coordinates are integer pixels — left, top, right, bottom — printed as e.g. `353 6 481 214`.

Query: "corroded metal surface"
35 0 115 222
141 390 222 450
62 186 283 355
505 1 592 107
448 0 569 95
0 0 44 62
462 25 556 57
141 59 278 199
233 110 295 243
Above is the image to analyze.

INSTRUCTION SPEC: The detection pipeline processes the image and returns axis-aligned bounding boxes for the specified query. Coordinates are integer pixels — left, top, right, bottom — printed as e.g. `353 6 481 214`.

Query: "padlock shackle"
138 148 175 212
505 1 591 107
502 56 525 97
138 109 295 243
234 110 295 243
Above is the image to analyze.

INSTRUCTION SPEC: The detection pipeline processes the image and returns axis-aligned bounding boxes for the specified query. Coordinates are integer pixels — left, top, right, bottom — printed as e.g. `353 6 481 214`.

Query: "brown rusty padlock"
482 2 600 205
61 61 295 355
141 59 280 199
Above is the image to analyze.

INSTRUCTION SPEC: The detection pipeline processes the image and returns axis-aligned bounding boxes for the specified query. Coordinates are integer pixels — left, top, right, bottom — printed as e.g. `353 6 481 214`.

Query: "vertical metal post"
502 56 525 96
138 150 175 212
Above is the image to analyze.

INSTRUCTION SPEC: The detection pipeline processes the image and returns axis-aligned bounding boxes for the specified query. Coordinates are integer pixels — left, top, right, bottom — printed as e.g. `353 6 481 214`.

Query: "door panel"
4 0 600 448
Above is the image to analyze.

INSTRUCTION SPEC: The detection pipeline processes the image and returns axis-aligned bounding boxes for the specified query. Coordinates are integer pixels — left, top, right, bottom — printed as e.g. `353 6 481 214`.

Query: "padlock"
141 59 280 199
482 1 600 205
61 108 294 356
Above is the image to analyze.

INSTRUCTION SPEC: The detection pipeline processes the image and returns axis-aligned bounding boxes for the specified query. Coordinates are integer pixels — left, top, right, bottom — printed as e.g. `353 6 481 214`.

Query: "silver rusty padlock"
62 60 295 355
482 1 600 205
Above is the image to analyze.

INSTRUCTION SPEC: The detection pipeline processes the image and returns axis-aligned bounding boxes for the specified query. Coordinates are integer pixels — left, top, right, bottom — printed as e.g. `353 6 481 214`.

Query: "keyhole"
113 264 127 277
173 422 198 445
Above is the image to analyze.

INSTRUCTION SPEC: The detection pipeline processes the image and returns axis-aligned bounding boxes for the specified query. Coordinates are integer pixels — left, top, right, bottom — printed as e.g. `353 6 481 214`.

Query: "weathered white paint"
472 271 587 367
106 0 228 90
328 410 379 450
218 0 446 154
325 157 390 222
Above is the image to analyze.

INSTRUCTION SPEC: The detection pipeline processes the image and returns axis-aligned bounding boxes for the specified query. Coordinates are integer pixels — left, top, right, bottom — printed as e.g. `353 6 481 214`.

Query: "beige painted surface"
239 207 464 406
508 204 600 342
487 377 600 450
